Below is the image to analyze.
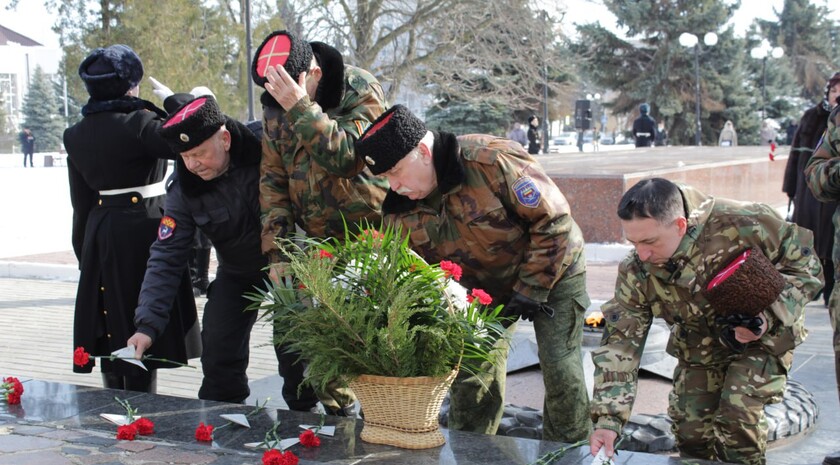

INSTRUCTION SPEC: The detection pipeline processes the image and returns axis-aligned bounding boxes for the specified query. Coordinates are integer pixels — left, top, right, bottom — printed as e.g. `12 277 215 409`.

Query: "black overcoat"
782 103 837 260
64 97 200 375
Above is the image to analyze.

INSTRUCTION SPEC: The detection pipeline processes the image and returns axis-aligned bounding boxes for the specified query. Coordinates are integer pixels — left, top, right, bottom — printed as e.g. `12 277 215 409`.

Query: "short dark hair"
617 178 684 222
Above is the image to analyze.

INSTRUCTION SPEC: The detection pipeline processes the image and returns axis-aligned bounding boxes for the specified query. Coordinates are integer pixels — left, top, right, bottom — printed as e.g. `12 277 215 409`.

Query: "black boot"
124 370 157 394
102 372 124 390
824 451 840 465
192 248 211 296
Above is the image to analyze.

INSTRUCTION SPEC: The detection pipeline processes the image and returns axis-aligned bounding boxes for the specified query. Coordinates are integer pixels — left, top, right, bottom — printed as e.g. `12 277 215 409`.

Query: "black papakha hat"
355 104 427 175
251 30 313 88
702 248 786 318
159 96 226 153
79 44 144 101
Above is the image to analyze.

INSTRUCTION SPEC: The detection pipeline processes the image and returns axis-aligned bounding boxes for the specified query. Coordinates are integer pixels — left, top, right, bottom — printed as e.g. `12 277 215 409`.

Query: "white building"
0 24 62 132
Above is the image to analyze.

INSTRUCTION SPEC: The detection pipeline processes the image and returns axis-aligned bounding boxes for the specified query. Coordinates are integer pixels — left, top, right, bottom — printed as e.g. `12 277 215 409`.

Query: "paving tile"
0 450 73 465
0 433 63 452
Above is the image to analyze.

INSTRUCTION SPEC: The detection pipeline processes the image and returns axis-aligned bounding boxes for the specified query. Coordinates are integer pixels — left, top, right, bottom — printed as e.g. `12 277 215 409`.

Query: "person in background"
507 122 528 149
589 178 821 465
804 84 840 465
718 120 738 147
759 120 777 146
356 104 593 443
19 128 35 167
527 115 541 155
65 44 199 393
253 30 388 415
654 121 668 147
632 103 656 147
784 72 840 307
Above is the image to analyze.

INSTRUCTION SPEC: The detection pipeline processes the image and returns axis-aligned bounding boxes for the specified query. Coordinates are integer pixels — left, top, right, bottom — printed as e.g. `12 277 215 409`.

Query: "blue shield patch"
512 177 541 208
158 216 176 241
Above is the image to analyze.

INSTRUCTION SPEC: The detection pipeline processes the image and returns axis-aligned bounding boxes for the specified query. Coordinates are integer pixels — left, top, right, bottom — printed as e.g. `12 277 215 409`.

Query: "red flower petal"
131 418 155 435
299 429 321 447
73 347 90 367
116 424 137 440
194 422 214 442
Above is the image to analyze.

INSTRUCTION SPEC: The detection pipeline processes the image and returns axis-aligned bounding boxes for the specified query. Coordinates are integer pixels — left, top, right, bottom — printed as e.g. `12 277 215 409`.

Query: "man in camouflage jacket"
354 104 592 442
804 103 840 465
589 178 821 465
252 31 388 415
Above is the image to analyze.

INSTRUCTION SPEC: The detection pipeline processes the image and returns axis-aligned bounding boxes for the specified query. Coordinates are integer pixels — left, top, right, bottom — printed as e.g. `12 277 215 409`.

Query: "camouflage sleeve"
589 260 652 434
285 72 387 178
750 205 822 353
490 142 583 301
805 108 840 202
259 110 294 262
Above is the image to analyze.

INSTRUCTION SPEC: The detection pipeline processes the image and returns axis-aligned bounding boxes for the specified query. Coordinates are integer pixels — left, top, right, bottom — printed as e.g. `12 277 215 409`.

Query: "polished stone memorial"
0 379 729 464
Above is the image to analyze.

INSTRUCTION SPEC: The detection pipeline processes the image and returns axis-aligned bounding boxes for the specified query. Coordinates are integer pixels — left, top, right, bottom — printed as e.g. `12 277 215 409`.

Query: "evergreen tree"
759 0 837 100
424 100 509 136
21 66 65 152
570 0 760 145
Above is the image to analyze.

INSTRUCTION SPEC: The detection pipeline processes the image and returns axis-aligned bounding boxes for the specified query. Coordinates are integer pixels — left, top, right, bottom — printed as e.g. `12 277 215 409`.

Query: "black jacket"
632 114 657 147
65 96 198 374
135 118 267 340
783 104 836 259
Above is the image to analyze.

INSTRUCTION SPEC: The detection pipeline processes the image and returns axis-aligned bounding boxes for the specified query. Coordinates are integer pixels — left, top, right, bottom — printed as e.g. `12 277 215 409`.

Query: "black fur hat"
703 248 786 317
159 96 226 153
251 30 313 88
79 44 144 101
355 104 427 175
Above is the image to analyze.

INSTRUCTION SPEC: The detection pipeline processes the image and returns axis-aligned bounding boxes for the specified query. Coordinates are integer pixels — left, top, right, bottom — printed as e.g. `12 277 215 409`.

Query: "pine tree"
570 0 760 145
20 66 66 152
759 0 836 100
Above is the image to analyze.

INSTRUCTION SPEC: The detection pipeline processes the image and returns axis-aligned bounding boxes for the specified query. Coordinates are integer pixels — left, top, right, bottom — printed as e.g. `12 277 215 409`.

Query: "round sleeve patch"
158 216 176 241
512 176 541 208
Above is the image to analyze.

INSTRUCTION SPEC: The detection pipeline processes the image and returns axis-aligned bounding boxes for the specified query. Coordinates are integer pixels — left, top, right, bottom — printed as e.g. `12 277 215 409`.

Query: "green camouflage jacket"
383 132 586 306
590 184 822 434
260 65 388 259
805 105 840 275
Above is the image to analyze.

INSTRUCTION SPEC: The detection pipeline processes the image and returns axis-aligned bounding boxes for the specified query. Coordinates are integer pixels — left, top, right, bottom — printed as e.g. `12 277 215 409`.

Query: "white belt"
637 132 651 137
99 180 166 198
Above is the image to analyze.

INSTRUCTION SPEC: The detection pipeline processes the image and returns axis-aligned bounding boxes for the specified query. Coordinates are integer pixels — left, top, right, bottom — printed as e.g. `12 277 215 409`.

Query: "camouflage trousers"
828 285 840 403
448 272 592 441
668 348 791 465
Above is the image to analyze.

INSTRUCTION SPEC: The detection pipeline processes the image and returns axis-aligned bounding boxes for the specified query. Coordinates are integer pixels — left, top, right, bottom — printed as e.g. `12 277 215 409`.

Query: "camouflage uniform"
805 105 840 404
591 184 822 465
384 132 592 442
259 65 388 412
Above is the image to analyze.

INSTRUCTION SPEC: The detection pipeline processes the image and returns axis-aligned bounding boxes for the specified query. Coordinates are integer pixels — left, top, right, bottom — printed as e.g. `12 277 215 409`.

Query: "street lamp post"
679 32 718 146
750 40 784 121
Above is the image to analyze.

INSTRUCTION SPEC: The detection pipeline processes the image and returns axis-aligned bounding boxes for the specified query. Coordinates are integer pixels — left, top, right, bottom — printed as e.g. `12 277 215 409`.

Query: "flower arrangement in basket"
248 222 509 449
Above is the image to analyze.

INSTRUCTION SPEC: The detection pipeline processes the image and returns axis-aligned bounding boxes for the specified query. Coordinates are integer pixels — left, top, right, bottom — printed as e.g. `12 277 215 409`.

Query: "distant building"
0 24 62 132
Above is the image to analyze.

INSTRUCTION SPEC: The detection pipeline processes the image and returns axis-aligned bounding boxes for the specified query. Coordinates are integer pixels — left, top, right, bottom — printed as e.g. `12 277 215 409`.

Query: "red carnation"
131 418 155 436
262 449 299 465
73 347 90 367
469 288 493 306
299 429 321 447
440 260 462 281
116 424 137 440
194 422 214 442
318 249 334 259
2 376 24 405
358 229 384 241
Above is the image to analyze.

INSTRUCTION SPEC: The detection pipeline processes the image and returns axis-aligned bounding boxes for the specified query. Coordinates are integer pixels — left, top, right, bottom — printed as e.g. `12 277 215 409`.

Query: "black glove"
506 292 555 322
715 314 764 354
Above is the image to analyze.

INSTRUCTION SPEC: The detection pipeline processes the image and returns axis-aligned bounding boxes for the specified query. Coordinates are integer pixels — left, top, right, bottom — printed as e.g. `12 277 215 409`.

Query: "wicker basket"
349 368 458 449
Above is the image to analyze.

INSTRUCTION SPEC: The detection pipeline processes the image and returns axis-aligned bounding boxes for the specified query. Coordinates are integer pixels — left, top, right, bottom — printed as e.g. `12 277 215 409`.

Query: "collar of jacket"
176 117 262 196
81 96 166 118
259 43 345 112
381 131 465 214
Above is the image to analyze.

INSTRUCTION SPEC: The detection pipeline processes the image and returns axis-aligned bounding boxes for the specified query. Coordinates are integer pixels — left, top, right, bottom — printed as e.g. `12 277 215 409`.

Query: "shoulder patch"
512 176 541 208
158 216 176 241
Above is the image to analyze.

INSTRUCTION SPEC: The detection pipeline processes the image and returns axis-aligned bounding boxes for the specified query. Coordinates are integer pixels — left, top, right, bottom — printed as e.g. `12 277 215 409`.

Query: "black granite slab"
1 380 730 464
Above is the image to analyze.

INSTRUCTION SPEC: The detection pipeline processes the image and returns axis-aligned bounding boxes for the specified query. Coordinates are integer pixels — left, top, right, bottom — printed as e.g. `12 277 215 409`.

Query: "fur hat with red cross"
251 30 313 88
355 104 428 175
159 96 225 153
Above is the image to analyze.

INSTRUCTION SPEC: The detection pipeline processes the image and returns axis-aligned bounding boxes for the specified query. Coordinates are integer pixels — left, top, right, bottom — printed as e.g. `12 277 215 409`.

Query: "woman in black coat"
783 72 840 305
64 45 200 392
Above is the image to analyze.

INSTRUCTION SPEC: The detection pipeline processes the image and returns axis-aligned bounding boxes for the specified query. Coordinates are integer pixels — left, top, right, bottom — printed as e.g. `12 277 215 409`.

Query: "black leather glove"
715 314 764 353
507 293 555 322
